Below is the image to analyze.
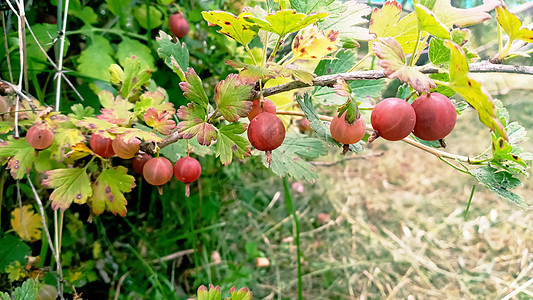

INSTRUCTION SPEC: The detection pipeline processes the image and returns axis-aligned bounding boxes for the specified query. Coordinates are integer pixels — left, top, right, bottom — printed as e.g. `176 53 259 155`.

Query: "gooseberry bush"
0 0 532 298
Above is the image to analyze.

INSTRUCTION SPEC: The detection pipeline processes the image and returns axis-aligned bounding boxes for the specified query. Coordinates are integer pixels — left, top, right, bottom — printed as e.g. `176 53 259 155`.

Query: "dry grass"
214 97 533 299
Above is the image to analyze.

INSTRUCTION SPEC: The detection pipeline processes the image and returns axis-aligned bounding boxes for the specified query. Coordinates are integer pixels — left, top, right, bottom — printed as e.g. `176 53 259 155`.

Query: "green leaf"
133 5 163 30
491 136 527 175
179 68 210 108
445 40 507 140
176 103 216 145
89 166 135 217
314 49 355 75
372 37 436 93
0 137 37 179
118 56 152 100
0 235 31 271
428 73 455 98
297 94 364 153
414 3 450 39
25 24 68 75
42 168 93 211
5 261 26 282
77 35 115 81
214 74 253 122
201 11 259 46
77 117 117 134
12 279 41 300
105 0 131 17
261 133 327 182
117 37 156 71
69 104 96 121
216 123 250 166
469 166 525 209
244 9 328 37
67 0 98 24
156 31 189 73
428 38 450 67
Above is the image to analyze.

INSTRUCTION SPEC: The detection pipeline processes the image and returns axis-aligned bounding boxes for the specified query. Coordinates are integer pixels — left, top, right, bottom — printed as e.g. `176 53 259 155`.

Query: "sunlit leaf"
108 127 162 143
422 0 499 29
496 5 533 43
229 286 252 300
214 74 253 122
369 1 418 54
216 123 250 166
445 40 507 140
49 126 86 160
11 205 42 242
89 166 135 217
77 117 117 136
42 168 93 211
292 26 339 61
117 56 152 100
134 88 175 118
414 4 450 39
243 9 328 37
225 60 279 85
65 143 93 160
319 0 373 44
96 90 135 125
373 37 435 93
202 11 259 45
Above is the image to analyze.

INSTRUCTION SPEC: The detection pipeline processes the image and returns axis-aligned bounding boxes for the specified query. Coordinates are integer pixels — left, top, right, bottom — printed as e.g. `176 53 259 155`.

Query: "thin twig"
23 18 84 102
1 14 14 82
113 271 130 300
26 175 64 290
151 249 195 263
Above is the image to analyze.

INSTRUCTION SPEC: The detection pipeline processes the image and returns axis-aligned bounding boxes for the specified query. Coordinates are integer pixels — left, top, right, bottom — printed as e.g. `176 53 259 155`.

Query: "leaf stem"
245 44 258 65
268 35 283 62
408 29 422 67
463 185 476 220
283 177 302 300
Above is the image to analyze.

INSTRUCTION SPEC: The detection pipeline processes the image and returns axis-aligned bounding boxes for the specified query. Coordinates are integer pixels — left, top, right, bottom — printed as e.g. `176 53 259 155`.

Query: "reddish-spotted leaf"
201 11 259 46
0 137 37 179
243 9 328 37
292 26 339 61
134 88 175 118
107 127 162 143
88 166 135 217
42 168 93 211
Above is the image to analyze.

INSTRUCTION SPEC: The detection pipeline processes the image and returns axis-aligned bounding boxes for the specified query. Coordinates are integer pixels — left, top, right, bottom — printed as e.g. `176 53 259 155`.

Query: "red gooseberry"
411 92 457 141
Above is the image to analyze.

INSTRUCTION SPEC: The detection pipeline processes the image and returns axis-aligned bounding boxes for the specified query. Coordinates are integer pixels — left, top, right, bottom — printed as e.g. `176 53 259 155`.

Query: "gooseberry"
247 112 285 166
26 125 54 150
411 92 457 141
370 97 416 142
169 12 189 39
174 157 202 196
90 132 115 158
112 135 140 159
132 152 152 174
248 98 276 121
143 157 173 193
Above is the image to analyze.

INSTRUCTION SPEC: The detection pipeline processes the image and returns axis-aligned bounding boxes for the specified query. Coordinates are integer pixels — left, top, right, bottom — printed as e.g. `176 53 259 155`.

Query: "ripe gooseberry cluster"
138 155 201 196
329 92 457 150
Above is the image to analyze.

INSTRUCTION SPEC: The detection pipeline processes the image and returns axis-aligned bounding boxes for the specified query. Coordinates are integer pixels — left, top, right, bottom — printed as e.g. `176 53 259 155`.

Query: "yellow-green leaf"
11 205 42 241
88 166 135 217
414 4 450 39
202 11 259 46
369 1 418 54
243 9 328 37
425 0 498 29
0 137 37 179
42 168 93 211
445 40 507 140
496 5 533 43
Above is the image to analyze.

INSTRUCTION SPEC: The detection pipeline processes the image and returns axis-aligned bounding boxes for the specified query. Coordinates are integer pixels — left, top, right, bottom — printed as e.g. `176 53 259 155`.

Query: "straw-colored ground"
211 89 533 299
